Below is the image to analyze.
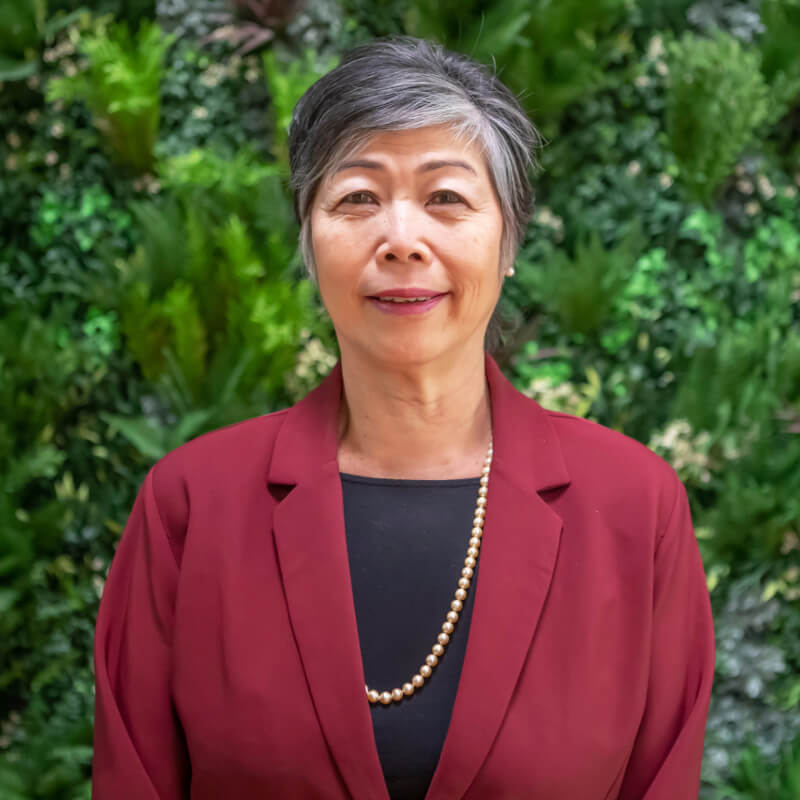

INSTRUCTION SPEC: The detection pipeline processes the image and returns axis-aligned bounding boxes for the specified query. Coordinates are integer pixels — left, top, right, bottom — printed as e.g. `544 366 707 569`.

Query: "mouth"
370 295 441 304
366 292 448 315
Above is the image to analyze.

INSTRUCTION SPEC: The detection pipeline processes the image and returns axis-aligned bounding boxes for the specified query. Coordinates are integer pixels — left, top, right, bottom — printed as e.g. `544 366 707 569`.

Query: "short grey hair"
287 35 543 345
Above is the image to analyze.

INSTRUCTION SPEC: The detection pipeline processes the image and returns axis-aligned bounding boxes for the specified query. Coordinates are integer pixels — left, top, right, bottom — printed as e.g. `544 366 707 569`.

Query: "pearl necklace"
365 440 493 705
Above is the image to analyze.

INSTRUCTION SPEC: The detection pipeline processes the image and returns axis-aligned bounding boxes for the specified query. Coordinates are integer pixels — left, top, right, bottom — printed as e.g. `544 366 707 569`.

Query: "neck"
336 346 492 480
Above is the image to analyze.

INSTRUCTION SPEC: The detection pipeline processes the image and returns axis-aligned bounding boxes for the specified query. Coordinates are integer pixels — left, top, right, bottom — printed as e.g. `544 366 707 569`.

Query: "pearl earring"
506 266 515 276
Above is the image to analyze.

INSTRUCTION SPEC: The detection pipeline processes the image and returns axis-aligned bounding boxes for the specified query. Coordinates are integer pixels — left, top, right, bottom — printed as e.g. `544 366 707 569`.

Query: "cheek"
312 220 357 286
311 227 367 326
456 228 503 290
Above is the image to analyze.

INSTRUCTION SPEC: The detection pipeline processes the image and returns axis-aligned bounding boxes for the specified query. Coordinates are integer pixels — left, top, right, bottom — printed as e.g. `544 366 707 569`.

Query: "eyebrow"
333 158 478 177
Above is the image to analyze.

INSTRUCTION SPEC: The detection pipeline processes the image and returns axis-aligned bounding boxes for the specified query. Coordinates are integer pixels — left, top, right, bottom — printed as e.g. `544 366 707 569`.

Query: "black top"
340 473 483 800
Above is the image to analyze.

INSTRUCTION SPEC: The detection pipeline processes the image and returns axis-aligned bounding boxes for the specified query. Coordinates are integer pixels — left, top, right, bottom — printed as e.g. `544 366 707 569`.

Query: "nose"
376 201 432 266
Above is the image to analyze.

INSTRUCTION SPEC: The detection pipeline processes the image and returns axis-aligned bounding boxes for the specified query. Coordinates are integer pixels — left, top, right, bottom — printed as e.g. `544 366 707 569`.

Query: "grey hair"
287 35 543 347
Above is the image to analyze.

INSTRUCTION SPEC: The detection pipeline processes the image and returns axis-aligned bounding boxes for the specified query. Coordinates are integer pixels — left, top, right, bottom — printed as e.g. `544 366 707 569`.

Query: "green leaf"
0 57 37 82
100 413 167 461
0 588 19 615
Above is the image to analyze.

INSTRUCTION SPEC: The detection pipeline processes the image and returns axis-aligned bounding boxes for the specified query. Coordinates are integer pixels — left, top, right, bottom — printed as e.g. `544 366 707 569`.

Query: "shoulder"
146 408 290 536
156 407 289 478
542 407 683 530
546 407 671 476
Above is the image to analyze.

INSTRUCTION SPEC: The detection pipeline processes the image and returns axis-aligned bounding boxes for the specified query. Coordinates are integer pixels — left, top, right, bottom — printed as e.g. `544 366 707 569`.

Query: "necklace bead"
366 440 493 705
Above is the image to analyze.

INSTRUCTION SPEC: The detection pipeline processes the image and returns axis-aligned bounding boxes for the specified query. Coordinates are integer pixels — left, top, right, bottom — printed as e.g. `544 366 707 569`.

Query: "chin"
363 337 449 368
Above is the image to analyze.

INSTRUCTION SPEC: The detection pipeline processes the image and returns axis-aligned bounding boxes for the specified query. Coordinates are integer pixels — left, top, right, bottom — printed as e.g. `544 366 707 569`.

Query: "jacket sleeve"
92 464 191 799
617 475 716 800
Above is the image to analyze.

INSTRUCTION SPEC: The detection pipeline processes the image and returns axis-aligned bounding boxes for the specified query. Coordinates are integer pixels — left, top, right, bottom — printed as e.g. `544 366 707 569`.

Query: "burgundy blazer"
92 353 715 799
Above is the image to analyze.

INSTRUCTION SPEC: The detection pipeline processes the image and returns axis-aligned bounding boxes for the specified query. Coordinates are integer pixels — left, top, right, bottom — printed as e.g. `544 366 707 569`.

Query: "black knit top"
340 473 483 800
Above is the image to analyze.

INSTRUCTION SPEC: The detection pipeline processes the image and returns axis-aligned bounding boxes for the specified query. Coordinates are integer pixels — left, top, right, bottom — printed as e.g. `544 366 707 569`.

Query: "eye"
340 191 375 205
429 190 465 205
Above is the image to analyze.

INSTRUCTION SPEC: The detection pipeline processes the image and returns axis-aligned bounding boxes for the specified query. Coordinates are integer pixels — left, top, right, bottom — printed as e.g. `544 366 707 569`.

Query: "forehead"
329 125 489 179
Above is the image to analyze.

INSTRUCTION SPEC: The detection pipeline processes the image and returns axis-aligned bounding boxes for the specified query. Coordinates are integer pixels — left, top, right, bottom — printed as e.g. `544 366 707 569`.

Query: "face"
309 124 505 369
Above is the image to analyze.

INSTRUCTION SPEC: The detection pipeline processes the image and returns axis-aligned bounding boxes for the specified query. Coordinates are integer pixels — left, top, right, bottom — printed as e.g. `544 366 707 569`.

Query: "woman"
92 36 715 800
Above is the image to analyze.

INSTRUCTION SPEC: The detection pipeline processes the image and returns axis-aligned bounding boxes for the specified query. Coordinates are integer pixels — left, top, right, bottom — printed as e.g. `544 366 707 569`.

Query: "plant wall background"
1 0 798 797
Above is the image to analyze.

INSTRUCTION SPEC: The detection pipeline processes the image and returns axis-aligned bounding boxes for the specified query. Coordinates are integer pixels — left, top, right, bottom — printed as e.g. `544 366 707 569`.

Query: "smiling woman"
92 35 715 800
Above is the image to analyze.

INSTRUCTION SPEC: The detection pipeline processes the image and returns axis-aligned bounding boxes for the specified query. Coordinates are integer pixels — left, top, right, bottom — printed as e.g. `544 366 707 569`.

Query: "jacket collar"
267 353 570 800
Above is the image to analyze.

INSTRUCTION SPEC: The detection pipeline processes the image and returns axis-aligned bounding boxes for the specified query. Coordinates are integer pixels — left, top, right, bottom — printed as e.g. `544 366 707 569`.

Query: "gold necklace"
365 440 493 705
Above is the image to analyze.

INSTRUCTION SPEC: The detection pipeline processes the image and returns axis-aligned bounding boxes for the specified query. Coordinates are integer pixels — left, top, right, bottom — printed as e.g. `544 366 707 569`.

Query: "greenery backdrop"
1 0 799 797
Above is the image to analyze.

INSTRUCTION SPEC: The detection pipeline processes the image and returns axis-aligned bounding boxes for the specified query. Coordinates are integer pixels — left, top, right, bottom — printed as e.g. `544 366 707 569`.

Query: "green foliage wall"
1 0 799 797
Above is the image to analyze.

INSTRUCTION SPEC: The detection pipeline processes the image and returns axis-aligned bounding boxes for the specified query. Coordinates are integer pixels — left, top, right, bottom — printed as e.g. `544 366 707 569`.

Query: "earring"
506 266 515 276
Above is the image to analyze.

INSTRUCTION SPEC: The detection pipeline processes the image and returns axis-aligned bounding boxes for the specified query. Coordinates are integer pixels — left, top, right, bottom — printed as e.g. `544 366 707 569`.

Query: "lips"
369 288 446 302
366 291 448 315
372 295 440 304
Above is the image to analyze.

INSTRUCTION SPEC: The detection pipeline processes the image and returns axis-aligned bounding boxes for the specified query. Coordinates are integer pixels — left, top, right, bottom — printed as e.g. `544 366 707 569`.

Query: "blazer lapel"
423 357 571 800
266 355 571 800
268 363 391 800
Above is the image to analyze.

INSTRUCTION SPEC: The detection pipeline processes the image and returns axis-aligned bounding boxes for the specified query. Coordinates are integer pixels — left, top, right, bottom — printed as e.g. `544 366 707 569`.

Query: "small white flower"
781 531 800 554
756 175 776 199
782 185 797 198
658 173 673 188
6 131 21 148
634 74 650 88
245 67 259 83
736 178 754 195
655 61 669 77
45 150 59 166
745 200 761 216
192 106 209 119
627 160 641 177
26 109 40 125
50 122 65 138
5 154 18 171
647 35 665 60
201 64 227 87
